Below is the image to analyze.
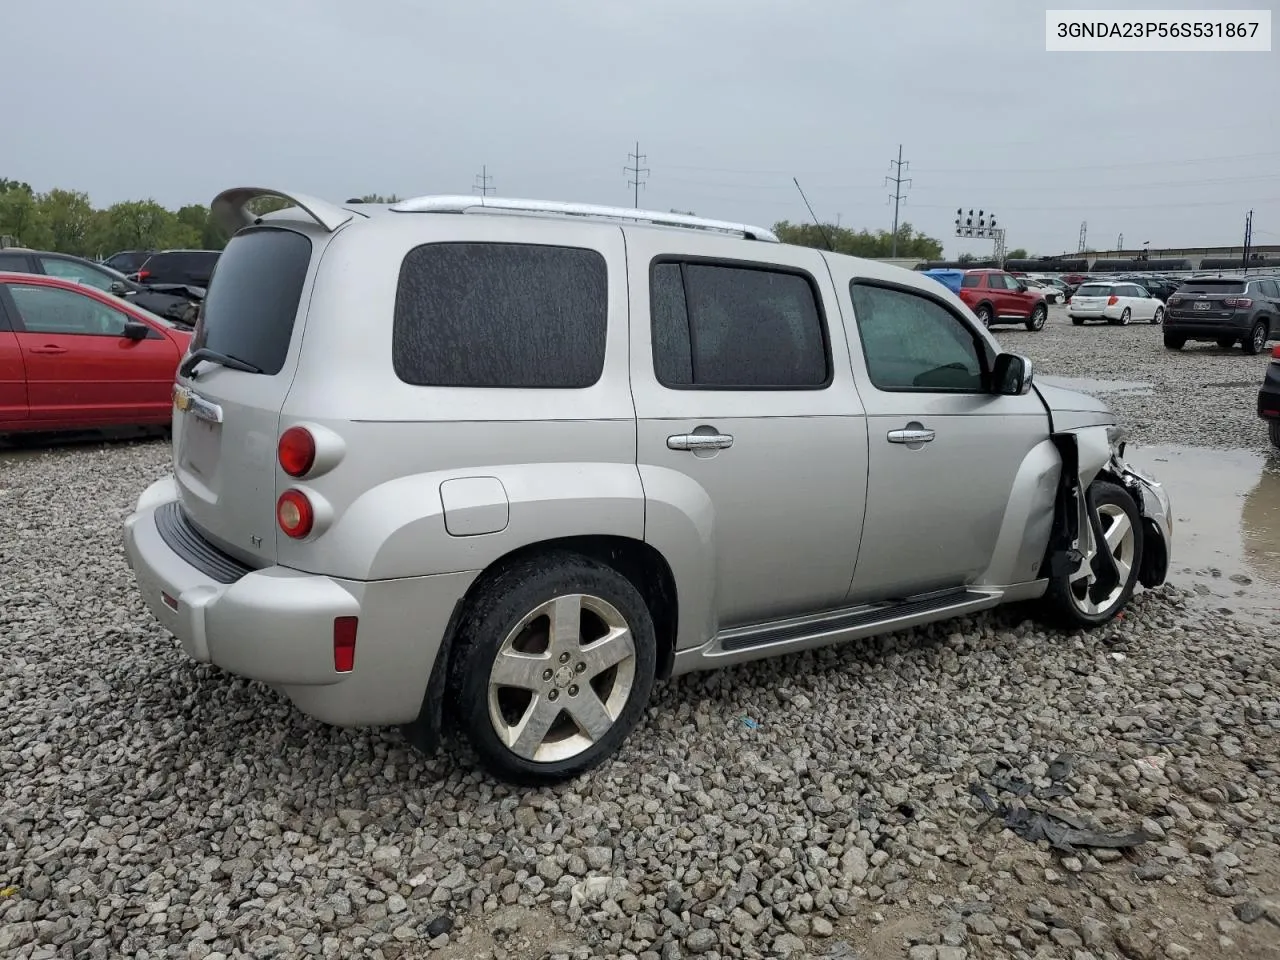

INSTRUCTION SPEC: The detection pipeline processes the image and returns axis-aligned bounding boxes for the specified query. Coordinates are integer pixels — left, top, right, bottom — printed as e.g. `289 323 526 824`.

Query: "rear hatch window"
1075 284 1112 297
1178 281 1245 294
191 228 312 375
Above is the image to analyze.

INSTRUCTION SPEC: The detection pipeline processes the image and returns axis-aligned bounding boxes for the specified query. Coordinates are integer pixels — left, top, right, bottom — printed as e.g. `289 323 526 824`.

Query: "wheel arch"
404 533 680 755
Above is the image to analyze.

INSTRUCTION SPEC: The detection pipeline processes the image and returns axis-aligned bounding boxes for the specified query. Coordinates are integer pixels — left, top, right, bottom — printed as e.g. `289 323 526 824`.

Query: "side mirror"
109 280 129 295
122 320 149 341
1016 281 1027 292
992 353 1034 396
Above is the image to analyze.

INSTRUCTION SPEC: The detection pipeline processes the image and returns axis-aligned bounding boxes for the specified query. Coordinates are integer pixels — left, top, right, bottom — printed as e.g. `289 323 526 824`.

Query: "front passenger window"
8 284 130 336
849 282 985 393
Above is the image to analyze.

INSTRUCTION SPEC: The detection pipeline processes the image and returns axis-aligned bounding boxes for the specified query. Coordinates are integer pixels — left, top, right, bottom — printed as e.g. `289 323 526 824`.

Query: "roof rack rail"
388 195 780 242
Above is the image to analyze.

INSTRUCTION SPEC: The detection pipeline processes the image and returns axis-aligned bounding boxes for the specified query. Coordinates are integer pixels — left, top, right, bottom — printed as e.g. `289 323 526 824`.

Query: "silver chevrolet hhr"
123 188 1173 785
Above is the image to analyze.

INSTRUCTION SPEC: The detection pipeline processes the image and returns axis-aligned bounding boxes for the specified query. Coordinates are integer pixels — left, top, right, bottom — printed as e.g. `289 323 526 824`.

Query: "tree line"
2 177 953 262
0 179 402 259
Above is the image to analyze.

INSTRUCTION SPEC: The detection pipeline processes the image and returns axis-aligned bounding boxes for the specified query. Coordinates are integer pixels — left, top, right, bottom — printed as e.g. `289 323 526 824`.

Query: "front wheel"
1243 321 1268 356
450 553 657 785
1151 307 1163 325
1026 304 1047 332
1035 480 1144 630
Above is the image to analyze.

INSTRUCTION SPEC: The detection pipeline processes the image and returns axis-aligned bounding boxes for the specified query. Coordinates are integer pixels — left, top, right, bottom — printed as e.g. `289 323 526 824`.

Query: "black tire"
1111 308 1132 326
1217 337 1237 350
1025 304 1047 332
1271 421 1280 450
1243 321 1268 356
1163 333 1185 350
974 304 993 328
1035 480 1144 630
449 552 657 785
1151 307 1163 325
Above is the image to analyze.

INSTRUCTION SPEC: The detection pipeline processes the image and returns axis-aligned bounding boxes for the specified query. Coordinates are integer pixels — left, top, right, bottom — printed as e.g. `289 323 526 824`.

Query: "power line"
473 165 494 197
884 144 912 257
625 141 649 208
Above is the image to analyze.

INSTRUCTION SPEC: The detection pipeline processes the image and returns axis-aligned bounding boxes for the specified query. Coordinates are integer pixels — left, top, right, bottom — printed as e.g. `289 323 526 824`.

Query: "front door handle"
887 427 935 444
668 433 734 452
29 344 67 355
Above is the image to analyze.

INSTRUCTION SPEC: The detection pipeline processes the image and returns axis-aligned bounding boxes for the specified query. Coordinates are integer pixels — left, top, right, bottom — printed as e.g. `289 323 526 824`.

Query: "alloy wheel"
487 593 637 764
1068 503 1137 616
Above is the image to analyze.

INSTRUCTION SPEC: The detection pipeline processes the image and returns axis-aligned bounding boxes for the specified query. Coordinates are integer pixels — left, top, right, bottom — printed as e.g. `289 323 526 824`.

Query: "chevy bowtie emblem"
171 385 223 424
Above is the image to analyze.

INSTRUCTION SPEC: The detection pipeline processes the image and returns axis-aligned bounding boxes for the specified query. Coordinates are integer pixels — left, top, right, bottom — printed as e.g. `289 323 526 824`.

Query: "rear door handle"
887 428 935 444
667 433 734 451
29 345 67 355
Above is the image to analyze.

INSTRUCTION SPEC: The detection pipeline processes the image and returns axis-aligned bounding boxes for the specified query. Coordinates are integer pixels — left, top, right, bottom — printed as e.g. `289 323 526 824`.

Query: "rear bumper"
1259 377 1280 420
122 476 476 726
1163 316 1248 337
1068 305 1118 320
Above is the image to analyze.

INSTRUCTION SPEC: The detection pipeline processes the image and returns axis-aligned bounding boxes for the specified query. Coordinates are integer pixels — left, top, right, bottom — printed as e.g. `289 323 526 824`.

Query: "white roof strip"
388 195 779 242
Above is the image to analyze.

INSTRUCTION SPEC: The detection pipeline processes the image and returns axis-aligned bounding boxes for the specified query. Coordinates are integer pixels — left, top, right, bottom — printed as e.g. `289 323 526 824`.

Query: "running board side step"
672 588 1003 673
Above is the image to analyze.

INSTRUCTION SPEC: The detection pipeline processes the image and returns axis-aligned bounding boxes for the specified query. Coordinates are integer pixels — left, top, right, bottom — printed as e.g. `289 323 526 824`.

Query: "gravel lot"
2 306 1278 960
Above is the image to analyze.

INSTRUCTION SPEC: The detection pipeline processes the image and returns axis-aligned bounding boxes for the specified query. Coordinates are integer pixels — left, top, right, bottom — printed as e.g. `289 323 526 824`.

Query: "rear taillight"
1224 297 1253 309
278 426 316 477
1271 345 1280 360
1168 296 1183 306
1107 295 1118 305
277 489 314 538
137 269 150 282
333 616 358 673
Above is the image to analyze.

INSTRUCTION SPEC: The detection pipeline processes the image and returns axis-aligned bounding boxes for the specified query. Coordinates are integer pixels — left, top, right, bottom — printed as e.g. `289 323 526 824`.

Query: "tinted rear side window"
392 242 607 389
192 228 312 375
960 274 981 288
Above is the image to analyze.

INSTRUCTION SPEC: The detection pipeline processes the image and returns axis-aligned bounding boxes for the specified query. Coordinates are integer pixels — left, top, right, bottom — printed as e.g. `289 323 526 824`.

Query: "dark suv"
136 249 221 287
1164 276 1280 354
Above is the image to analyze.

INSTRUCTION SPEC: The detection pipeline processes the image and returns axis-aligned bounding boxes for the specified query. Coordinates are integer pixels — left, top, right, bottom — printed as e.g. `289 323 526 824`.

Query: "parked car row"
97 248 221 287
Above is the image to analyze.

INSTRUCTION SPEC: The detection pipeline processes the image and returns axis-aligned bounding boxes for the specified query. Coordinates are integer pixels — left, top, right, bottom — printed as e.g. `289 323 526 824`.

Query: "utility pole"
885 145 912 258
1077 221 1088 253
1117 233 1123 252
625 142 649 208
1242 210 1253 272
473 165 494 197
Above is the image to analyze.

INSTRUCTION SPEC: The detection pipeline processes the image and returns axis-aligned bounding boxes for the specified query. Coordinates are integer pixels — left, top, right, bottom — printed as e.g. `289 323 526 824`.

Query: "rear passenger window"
960 274 981 288
393 242 607 389
650 260 829 389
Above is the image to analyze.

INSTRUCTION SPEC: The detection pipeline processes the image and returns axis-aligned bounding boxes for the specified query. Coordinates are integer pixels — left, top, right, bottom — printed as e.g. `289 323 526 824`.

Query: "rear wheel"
1163 333 1185 350
1243 321 1268 356
1151 307 1163 325
450 553 657 785
1026 303 1047 332
1035 480 1144 630
1112 307 1132 326
1071 316 1085 327
974 304 993 328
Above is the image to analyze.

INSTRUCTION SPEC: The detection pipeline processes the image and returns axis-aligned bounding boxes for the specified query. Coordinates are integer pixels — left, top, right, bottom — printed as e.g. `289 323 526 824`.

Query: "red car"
0 272 192 435
957 268 1049 331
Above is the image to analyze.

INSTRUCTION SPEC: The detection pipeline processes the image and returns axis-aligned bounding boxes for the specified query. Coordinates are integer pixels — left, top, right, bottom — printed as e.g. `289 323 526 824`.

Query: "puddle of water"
1125 444 1280 623
1039 375 1154 395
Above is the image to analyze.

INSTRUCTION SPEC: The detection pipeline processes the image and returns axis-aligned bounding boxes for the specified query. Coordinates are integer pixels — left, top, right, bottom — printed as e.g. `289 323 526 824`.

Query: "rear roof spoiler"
210 187 356 236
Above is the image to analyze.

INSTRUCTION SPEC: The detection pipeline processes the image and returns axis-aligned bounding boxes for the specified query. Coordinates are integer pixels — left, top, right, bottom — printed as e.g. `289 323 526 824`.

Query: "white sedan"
1068 280 1165 326
1020 277 1064 304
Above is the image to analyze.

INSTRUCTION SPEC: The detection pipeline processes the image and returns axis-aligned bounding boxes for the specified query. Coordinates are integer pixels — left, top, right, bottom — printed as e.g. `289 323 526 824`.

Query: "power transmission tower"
473 165 494 197
1242 209 1253 272
1077 221 1088 253
625 142 649 208
884 144 912 257
1116 233 1123 252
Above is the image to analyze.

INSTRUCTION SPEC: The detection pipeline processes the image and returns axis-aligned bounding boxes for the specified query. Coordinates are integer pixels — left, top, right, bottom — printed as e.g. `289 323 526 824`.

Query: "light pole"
954 208 1006 264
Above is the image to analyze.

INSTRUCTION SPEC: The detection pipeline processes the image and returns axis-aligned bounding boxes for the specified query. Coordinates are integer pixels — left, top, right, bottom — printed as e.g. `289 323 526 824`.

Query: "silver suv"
123 189 1174 785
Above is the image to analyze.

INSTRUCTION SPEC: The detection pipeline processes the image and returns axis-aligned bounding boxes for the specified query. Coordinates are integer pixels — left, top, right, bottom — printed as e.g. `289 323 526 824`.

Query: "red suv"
957 269 1049 331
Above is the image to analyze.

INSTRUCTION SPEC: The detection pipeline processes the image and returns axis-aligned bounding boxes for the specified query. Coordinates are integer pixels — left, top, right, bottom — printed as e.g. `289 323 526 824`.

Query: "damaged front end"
1040 426 1173 590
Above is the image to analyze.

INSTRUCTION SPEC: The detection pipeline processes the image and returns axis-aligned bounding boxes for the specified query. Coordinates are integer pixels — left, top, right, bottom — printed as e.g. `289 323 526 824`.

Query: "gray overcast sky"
5 0 1277 256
